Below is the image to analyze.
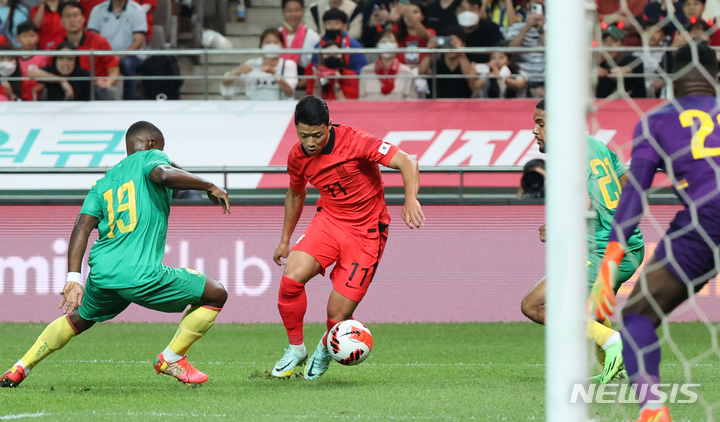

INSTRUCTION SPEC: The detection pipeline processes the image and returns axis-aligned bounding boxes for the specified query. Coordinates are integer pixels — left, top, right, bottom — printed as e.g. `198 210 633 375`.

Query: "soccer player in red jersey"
271 95 424 380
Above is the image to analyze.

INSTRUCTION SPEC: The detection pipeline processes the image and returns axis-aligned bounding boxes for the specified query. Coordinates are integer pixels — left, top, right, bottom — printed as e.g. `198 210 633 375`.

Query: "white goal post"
545 0 593 420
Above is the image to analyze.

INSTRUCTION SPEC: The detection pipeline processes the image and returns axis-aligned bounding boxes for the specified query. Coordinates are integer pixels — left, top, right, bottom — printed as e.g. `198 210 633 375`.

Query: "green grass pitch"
1 322 719 421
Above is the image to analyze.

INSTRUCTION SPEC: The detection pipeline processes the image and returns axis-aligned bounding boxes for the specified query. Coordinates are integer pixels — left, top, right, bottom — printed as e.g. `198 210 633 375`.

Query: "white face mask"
457 11 479 27
0 61 16 77
377 42 398 59
262 43 282 58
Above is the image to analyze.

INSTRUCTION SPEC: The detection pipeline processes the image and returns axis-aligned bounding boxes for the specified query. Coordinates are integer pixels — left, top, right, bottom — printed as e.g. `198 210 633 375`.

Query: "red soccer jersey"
30 4 65 50
287 124 400 235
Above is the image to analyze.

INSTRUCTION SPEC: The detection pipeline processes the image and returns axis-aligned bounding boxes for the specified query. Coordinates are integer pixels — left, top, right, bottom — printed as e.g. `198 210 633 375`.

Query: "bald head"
126 121 165 155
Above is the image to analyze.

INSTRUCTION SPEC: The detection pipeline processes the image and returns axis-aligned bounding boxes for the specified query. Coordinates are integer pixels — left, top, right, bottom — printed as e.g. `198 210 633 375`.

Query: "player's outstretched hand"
402 199 425 230
59 281 84 315
273 242 290 266
587 242 624 320
207 185 231 214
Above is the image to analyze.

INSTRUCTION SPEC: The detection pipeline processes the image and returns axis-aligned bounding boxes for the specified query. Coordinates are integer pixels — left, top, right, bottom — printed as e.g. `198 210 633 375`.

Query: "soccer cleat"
589 374 602 383
600 342 624 384
271 348 307 378
154 353 208 384
635 406 671 422
304 338 333 380
0 366 27 388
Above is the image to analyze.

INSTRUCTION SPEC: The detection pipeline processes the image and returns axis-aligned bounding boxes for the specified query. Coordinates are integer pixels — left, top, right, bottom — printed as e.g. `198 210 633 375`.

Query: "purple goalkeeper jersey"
610 95 720 245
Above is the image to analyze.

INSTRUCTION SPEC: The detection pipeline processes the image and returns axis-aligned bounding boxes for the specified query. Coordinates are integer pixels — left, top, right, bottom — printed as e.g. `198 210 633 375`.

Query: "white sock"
14 360 29 375
289 343 306 354
601 332 621 350
162 347 184 363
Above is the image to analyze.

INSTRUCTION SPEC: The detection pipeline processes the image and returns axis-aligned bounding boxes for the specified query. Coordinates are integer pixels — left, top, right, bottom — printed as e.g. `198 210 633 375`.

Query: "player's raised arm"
149 165 230 214
388 150 424 230
61 213 99 315
274 186 307 266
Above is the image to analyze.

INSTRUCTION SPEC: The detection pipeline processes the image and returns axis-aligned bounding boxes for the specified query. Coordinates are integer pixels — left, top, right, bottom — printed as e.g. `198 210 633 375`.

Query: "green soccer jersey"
586 136 644 255
80 149 172 288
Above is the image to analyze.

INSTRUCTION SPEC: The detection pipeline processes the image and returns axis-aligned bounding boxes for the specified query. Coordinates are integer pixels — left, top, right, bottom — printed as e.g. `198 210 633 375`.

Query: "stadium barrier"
0 204 718 323
0 46 690 100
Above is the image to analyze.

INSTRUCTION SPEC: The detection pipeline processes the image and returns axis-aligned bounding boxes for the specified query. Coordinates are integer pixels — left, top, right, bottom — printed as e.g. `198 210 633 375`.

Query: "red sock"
278 276 307 345
322 317 339 348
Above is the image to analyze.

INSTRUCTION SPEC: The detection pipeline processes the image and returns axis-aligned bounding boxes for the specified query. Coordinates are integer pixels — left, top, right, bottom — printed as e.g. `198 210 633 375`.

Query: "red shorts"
291 212 388 302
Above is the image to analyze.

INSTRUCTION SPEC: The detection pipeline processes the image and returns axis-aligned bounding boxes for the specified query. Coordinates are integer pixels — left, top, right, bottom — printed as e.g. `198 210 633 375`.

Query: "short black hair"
295 95 330 126
59 1 84 15
126 121 164 141
282 0 303 8
523 158 545 172
683 0 705 4
17 21 39 36
535 99 545 110
673 40 718 75
322 8 348 24
457 0 481 10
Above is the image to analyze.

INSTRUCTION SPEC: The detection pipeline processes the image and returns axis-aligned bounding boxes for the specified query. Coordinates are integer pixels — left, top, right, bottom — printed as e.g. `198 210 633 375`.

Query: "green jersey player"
520 100 645 384
1 121 230 387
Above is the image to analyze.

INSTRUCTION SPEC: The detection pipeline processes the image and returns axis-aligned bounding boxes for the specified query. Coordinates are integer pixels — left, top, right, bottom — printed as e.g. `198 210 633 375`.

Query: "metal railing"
0 45 703 100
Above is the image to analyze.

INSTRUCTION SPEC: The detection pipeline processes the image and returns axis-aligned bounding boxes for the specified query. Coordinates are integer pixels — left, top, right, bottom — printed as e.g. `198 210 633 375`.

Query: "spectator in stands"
16 21 47 100
670 0 720 46
304 0 362 39
393 0 434 68
28 41 92 100
136 0 156 43
0 0 30 47
634 18 672 97
421 26 481 98
52 1 120 100
313 8 367 75
31 0 65 50
306 40 358 99
643 0 685 36
456 0 501 63
221 29 298 100
483 49 526 98
424 0 462 36
505 0 545 97
87 0 147 100
360 0 392 47
596 25 646 98
359 29 415 100
0 45 23 100
280 0 321 89
486 0 520 37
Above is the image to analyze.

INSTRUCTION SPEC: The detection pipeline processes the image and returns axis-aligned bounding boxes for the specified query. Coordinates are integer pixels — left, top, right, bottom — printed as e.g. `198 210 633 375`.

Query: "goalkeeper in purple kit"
589 42 720 422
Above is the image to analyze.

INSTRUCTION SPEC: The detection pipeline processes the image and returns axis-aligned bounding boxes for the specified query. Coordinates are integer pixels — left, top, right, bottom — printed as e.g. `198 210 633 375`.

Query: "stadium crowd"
0 0 718 100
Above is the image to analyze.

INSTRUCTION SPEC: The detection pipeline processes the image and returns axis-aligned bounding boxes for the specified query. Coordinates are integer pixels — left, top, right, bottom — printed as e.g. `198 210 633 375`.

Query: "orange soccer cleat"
0 366 27 388
154 353 208 384
635 406 671 422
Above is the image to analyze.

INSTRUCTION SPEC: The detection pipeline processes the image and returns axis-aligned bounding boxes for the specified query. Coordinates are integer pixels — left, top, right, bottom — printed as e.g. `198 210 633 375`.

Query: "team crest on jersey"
336 164 349 177
378 143 391 155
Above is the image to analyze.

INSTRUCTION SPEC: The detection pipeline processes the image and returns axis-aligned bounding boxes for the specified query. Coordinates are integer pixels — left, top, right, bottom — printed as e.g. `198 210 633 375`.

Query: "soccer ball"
327 320 373 366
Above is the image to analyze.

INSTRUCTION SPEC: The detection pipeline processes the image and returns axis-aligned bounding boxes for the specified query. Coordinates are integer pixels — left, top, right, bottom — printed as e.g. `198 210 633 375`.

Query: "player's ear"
328 119 332 128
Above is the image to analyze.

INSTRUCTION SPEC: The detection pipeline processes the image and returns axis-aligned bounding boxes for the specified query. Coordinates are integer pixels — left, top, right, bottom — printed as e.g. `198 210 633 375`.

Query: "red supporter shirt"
287 124 399 235
30 5 65 50
396 30 435 67
136 0 156 42
304 66 359 100
50 31 119 77
80 0 106 21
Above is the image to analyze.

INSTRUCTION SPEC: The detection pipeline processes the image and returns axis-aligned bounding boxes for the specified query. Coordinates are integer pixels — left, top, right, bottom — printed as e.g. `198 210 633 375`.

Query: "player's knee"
205 278 228 307
69 311 95 334
520 296 542 323
621 303 661 327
